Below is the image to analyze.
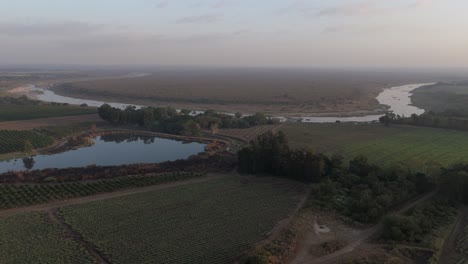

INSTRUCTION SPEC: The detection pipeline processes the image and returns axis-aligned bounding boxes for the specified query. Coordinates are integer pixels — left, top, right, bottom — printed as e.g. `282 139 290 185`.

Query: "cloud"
317 1 377 17
175 14 222 24
0 21 102 36
157 1 169 9
212 0 227 9
407 0 433 8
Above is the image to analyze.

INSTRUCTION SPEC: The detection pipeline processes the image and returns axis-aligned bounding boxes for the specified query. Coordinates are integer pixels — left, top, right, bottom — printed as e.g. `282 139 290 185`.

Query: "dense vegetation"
0 212 94 263
0 96 95 121
238 131 434 223
380 110 468 132
98 104 277 135
0 129 54 154
281 123 468 168
0 172 205 209
381 199 457 243
59 176 302 264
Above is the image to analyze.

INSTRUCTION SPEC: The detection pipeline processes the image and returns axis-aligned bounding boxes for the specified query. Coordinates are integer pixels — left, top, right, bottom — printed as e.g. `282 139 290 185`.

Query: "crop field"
0 104 96 122
0 129 54 154
59 175 304 264
216 124 284 142
0 172 205 209
0 212 93 263
281 123 468 168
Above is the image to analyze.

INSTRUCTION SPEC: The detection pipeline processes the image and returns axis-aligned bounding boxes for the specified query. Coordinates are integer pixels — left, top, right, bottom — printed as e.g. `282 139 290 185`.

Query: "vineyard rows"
59 176 303 264
0 130 54 154
0 172 205 209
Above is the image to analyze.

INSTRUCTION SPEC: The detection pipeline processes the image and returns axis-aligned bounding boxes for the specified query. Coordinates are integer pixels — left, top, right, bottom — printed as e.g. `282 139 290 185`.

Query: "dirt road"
438 207 468 264
290 189 438 264
0 114 101 130
0 175 218 219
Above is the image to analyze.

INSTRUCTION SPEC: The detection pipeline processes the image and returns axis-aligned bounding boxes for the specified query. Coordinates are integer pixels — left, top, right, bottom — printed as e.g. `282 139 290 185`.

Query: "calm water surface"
0 135 206 173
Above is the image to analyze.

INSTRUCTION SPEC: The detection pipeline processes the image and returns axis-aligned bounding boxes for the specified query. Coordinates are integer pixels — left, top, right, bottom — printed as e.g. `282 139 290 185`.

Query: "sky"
0 0 467 68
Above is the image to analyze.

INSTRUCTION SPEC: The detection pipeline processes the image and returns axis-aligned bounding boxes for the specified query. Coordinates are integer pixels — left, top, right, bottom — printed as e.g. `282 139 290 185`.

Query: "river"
24 83 434 123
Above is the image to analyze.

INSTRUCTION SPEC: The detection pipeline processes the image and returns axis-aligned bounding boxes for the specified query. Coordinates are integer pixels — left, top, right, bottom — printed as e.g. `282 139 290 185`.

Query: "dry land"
51 69 440 116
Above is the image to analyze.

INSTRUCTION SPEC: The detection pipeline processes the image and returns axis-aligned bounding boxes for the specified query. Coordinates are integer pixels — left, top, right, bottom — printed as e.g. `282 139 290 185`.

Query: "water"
294 83 434 123
27 83 434 123
0 134 206 173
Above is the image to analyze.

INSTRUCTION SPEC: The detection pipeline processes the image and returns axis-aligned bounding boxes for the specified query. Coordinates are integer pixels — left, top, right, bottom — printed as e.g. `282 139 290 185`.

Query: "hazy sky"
0 0 467 68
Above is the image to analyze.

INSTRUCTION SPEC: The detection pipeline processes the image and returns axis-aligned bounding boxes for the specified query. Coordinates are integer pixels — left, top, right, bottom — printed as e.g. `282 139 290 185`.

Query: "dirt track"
0 175 218 219
290 189 439 264
0 114 101 130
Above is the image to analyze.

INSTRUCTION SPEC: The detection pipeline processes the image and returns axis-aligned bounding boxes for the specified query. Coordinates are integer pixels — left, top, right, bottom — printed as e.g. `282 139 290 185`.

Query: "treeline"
379 111 468 131
98 104 278 136
237 131 434 223
378 163 468 244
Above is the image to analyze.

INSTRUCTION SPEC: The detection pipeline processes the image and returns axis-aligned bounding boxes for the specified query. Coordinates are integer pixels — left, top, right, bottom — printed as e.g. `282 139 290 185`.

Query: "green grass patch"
282 123 468 169
0 212 94 263
59 175 303 264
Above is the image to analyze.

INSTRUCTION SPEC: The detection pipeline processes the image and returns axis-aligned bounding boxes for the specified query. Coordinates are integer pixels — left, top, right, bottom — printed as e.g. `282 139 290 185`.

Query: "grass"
281 123 468 169
59 175 304 264
0 104 96 121
0 211 94 263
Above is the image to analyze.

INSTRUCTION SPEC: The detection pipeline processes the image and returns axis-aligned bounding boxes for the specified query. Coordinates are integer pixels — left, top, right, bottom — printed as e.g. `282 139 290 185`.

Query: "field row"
282 123 468 169
0 172 205 209
0 175 303 264
0 130 54 154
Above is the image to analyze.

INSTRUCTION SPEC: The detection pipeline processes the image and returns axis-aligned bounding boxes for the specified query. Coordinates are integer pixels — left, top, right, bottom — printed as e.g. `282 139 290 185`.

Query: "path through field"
289 189 438 264
0 175 218 219
0 114 101 130
439 207 468 264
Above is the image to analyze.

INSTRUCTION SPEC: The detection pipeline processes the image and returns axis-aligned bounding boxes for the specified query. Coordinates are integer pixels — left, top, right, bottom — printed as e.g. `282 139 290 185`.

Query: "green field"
0 104 96 121
0 212 93 263
282 123 468 168
59 175 303 264
0 129 54 154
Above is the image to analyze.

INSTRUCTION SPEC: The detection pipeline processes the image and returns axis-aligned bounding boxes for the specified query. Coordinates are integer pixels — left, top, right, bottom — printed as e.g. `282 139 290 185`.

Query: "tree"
23 140 33 155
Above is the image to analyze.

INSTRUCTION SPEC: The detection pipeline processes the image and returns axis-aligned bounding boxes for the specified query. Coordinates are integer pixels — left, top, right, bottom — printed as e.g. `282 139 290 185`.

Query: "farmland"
0 104 96 122
0 130 54 154
0 172 205 209
281 123 468 168
58 175 304 264
0 212 93 263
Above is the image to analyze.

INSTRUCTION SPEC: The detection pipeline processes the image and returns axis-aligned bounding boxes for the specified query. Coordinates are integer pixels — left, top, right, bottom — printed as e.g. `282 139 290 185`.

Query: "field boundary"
48 208 111 264
0 175 219 219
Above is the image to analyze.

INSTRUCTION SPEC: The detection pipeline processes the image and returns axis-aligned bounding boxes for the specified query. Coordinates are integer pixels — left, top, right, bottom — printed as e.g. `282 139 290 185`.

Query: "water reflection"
0 134 206 173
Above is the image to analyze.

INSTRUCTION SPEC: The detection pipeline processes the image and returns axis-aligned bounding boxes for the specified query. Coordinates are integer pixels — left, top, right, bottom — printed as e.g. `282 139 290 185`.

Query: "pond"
0 134 206 173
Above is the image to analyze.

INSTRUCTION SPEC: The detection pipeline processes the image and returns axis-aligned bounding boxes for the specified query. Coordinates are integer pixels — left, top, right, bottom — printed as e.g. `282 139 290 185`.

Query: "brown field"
52 69 440 116
0 114 102 130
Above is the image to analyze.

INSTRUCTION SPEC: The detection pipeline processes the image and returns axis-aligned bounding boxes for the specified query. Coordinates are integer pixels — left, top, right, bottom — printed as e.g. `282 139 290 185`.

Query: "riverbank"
8 83 435 123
